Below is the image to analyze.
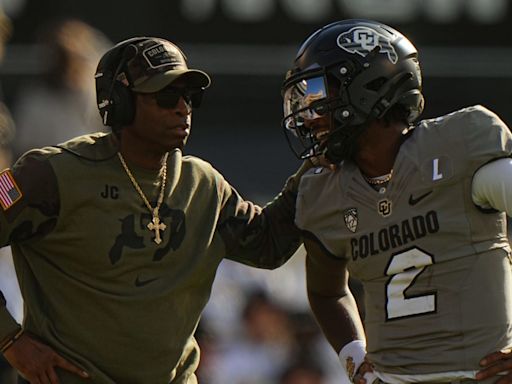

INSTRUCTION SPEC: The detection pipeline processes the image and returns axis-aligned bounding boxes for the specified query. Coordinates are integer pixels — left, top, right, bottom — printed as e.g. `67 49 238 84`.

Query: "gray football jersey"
296 105 512 374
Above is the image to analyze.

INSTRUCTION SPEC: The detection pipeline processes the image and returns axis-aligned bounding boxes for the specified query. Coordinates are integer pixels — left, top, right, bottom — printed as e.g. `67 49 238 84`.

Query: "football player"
282 19 512 383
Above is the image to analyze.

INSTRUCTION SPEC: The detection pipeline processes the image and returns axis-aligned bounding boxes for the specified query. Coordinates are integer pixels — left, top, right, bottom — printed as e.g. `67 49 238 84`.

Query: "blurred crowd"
6 17 109 158
196 250 355 384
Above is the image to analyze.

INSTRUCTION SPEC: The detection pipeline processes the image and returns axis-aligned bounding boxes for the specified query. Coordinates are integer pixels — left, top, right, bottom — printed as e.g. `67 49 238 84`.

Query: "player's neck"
355 121 405 178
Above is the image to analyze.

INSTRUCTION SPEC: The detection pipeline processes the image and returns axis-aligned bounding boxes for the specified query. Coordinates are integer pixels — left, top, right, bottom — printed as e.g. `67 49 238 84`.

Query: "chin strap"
324 121 367 163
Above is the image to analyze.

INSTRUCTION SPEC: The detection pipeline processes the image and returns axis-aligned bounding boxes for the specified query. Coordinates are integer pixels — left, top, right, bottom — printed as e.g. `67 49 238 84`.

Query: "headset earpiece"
95 38 147 128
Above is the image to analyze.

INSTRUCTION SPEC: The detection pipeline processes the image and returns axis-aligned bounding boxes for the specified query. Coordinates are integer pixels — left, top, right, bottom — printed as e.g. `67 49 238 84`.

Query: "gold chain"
364 169 393 185
117 152 169 244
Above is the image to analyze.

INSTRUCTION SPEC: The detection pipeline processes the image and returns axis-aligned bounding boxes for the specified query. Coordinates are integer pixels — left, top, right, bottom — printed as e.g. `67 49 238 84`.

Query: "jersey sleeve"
295 167 348 258
0 149 60 340
437 105 512 174
462 105 512 168
415 105 512 190
216 162 311 269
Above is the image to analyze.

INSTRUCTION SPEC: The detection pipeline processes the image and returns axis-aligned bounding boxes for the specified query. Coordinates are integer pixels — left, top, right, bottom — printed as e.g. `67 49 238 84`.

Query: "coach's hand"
477 349 512 383
309 154 338 171
3 332 89 384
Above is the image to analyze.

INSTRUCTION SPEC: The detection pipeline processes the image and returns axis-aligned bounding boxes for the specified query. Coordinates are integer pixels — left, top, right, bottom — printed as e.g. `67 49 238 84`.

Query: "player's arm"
471 157 512 383
472 157 512 216
304 234 368 383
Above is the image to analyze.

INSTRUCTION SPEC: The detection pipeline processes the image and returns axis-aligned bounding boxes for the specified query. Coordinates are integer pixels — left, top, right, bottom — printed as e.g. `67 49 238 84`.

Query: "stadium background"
0 1 511 383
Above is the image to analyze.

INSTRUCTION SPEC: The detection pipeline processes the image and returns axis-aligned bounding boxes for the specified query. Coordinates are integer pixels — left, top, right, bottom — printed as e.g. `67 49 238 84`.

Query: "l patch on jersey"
432 158 443 181
421 155 452 184
0 170 23 211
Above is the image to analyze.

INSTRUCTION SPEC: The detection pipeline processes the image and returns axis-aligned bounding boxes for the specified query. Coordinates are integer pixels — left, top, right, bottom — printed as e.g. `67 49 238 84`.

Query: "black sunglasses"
154 87 205 109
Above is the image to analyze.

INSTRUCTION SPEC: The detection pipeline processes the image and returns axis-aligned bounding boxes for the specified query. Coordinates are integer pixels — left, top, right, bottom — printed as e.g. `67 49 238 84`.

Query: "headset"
95 37 148 129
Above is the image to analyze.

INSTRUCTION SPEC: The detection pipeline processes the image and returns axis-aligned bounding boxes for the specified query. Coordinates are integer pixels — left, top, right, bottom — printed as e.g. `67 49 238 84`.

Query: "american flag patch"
0 170 22 211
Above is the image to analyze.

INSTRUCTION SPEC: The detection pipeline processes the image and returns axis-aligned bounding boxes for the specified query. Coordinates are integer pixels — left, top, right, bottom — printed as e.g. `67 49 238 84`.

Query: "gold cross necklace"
117 152 169 245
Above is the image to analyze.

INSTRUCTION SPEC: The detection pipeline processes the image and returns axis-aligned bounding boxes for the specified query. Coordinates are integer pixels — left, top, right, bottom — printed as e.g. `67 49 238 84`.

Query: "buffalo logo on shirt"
108 203 186 265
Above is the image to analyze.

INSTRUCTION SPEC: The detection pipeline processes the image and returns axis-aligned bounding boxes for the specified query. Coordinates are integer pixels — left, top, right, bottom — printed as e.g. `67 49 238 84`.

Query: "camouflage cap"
124 38 211 93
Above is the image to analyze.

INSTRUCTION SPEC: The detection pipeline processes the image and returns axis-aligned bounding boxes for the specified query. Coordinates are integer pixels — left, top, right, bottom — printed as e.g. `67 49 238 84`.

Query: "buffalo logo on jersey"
337 26 398 64
0 170 23 211
344 208 358 233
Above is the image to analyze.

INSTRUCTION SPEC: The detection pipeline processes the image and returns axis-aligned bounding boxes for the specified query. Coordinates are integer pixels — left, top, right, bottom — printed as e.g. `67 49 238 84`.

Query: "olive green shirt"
0 132 305 383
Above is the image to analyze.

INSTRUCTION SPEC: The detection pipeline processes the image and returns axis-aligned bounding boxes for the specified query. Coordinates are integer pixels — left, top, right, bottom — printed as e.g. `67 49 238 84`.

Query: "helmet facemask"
282 66 370 163
282 73 332 160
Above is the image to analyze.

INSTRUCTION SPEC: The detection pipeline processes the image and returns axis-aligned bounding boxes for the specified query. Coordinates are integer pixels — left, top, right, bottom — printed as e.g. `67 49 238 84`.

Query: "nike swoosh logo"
408 190 433 206
134 276 159 287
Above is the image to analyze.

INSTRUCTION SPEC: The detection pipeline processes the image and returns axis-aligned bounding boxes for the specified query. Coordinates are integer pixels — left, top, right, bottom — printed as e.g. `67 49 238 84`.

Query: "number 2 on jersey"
385 247 436 320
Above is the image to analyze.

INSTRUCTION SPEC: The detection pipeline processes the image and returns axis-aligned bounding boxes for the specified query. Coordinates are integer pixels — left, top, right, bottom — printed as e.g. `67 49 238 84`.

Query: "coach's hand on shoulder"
3 332 89 383
309 153 338 171
477 349 512 383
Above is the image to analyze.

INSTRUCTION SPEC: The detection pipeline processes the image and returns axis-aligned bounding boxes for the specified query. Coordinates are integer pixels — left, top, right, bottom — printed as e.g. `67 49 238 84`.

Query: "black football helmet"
282 19 424 163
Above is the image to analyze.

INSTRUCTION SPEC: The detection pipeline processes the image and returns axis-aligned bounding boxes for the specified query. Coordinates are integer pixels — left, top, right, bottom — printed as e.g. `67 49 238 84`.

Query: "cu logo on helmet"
337 26 398 64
